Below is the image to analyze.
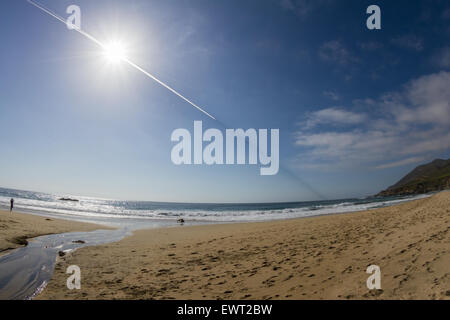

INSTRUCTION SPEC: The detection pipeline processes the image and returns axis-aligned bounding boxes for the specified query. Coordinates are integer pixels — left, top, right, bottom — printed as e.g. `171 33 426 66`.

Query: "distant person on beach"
10 198 14 212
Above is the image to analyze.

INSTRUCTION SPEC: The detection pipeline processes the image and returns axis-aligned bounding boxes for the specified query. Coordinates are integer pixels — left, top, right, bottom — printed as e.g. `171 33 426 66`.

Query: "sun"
102 40 128 64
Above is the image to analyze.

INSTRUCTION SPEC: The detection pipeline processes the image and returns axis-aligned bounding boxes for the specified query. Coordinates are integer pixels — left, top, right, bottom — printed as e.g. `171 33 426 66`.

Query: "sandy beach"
0 210 109 257
34 191 450 300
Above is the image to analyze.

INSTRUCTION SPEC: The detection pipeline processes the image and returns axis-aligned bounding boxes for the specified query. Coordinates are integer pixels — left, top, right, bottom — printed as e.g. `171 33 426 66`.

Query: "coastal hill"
377 158 450 196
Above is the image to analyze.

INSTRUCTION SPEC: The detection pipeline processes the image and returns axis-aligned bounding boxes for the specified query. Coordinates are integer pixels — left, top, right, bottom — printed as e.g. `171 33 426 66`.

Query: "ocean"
0 187 431 225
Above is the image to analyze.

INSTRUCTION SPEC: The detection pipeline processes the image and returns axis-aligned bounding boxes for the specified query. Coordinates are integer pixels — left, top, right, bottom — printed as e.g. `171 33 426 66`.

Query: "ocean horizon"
0 187 431 225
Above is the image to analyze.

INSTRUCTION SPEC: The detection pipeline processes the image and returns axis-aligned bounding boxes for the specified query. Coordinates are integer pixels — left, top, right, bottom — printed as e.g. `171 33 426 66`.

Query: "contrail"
27 0 327 200
27 0 216 120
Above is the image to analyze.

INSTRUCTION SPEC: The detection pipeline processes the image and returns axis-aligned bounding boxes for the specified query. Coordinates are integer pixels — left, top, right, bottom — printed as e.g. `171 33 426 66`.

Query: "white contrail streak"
27 0 216 120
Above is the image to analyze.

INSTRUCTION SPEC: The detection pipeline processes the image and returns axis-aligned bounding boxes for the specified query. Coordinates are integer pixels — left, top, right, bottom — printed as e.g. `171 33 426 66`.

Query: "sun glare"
103 40 128 64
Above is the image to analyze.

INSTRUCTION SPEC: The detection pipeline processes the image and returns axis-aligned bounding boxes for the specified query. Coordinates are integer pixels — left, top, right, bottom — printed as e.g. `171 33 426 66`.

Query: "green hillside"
377 159 450 196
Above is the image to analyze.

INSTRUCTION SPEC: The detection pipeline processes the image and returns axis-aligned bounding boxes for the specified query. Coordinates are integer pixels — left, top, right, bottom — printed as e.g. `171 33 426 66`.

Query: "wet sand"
39 191 450 300
0 210 109 257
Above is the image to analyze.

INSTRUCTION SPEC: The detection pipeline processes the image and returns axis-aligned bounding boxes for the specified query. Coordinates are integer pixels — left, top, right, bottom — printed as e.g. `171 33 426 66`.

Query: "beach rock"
11 236 28 246
58 198 79 202
72 240 86 244
58 251 66 257
363 289 384 298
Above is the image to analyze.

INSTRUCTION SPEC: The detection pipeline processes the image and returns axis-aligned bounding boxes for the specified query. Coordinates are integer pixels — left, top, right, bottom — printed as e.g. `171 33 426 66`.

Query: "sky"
0 0 449 203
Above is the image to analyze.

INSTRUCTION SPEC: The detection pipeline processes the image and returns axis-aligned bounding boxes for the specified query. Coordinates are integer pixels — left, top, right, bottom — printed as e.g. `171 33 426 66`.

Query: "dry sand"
38 191 450 300
0 210 109 257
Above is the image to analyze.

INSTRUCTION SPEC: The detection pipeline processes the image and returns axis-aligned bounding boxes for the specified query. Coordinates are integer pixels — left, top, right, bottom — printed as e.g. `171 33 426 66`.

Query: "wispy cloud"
374 156 427 169
280 0 329 18
432 46 450 69
323 90 340 101
358 41 383 51
391 34 424 51
303 107 366 129
318 40 358 66
293 71 450 170
442 7 450 20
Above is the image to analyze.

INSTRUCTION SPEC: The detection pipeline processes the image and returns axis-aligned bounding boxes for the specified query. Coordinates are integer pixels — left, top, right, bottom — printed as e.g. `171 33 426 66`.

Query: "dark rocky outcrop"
58 198 79 202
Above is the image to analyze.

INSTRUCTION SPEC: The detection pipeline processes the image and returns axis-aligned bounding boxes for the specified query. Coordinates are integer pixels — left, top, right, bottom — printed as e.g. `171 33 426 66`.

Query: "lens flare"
27 0 216 120
103 41 127 64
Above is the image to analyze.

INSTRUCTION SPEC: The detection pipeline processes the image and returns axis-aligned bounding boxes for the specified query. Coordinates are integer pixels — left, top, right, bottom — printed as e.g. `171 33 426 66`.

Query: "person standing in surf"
10 198 14 213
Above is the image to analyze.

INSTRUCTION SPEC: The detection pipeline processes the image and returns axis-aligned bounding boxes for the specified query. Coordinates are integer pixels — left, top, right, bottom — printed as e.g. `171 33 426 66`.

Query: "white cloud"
293 71 450 170
304 107 366 128
392 71 450 125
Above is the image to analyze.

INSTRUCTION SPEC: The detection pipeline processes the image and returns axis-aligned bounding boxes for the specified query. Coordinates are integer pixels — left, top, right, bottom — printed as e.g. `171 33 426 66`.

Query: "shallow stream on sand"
0 228 130 299
0 216 206 300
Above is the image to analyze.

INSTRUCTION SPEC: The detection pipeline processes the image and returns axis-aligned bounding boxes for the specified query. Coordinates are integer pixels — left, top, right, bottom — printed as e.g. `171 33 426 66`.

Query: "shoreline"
0 210 112 258
37 191 450 299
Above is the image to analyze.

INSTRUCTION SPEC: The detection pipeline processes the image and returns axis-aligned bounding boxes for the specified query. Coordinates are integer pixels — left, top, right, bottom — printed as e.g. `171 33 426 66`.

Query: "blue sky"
0 0 449 202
